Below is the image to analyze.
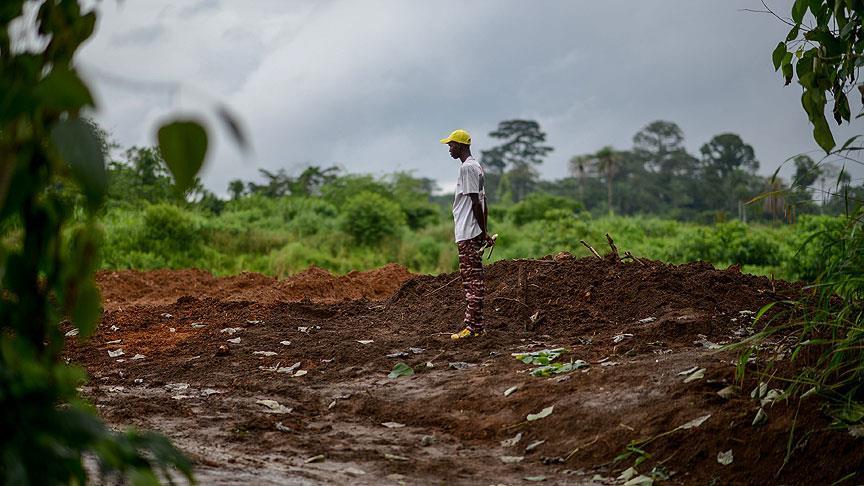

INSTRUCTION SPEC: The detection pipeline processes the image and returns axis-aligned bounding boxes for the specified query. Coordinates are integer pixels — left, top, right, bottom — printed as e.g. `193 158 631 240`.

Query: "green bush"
510 193 583 226
140 204 202 254
340 191 406 246
670 220 781 266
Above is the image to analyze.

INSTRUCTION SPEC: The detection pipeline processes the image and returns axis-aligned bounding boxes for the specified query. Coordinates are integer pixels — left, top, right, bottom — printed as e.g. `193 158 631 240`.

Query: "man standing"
440 129 495 340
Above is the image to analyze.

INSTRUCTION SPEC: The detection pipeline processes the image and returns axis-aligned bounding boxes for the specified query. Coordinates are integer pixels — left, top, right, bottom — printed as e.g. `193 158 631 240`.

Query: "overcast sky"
77 0 864 195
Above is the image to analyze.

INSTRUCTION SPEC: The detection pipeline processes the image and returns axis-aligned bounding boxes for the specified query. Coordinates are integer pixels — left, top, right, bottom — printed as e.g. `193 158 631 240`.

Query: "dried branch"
580 240 601 259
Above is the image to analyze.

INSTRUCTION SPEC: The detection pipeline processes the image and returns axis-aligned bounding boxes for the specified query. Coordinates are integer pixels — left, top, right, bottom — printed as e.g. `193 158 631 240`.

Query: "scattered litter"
500 456 524 464
106 339 122 345
305 454 325 464
717 449 734 465
227 337 241 344
321 358 333 363
384 453 409 461
107 386 125 393
253 351 278 357
525 440 545 452
527 405 554 421
200 388 220 396
277 362 302 374
848 424 864 438
600 361 619 367
343 467 366 476
524 476 547 482
739 310 755 315
131 354 145 360
298 327 309 333
171 395 193 400
717 385 740 399
677 414 711 430
65 329 79 337
328 400 336 409
256 399 292 414
409 347 425 354
531 360 589 377
420 435 435 446
388 362 414 379
280 341 291 346
512 348 567 365
110 325 119 332
108 349 124 358
425 361 434 368
220 327 242 335
638 317 656 324
357 340 374 345
694 334 721 350
247 320 262 324
623 475 653 486
682 368 705 383
613 334 634 344
386 351 410 359
115 359 125 363
169 327 176 333
677 366 700 376
751 382 768 399
293 370 307 377
752 407 768 426
618 468 638 481
215 345 229 356
275 422 291 432
503 385 519 397
761 389 783 407
381 422 405 428
448 361 476 370
133 378 143 384
165 383 189 392
501 432 522 447
160 313 172 319
191 322 206 329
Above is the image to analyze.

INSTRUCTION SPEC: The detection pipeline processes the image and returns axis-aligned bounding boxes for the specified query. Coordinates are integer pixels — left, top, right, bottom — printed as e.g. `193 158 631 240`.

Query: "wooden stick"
579 240 602 259
605 233 620 260
425 276 460 296
623 251 645 266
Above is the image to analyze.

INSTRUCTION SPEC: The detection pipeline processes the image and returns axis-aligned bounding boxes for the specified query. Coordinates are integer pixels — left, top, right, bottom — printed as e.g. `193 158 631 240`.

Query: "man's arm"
468 193 488 235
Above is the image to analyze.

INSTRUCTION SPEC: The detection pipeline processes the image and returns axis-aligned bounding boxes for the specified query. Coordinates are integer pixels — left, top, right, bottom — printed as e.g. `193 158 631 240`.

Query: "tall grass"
737 208 864 425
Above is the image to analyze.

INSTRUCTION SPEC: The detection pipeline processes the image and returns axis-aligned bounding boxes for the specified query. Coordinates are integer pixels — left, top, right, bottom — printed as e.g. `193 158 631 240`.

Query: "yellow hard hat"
440 129 471 145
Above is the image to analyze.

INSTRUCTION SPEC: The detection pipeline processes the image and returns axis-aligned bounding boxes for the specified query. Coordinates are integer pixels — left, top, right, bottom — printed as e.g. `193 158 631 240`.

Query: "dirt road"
65 256 862 484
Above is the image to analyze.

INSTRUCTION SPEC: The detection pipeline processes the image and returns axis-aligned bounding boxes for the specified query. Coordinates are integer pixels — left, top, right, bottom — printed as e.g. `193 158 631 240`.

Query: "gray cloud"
79 0 864 196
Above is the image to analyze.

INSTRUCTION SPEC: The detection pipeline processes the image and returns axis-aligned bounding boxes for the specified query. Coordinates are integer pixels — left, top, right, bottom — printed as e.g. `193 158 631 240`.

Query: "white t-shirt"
452 156 486 242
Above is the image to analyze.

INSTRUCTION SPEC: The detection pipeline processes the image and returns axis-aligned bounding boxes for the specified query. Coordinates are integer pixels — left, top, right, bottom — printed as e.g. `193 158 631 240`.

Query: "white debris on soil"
280 341 291 346
500 456 524 464
256 399 293 414
160 313 172 318
613 333 634 344
106 339 121 345
247 320 262 324
503 385 519 397
227 337 241 344
276 362 302 374
384 454 409 461
191 322 206 328
65 329 79 337
131 354 145 360
169 327 176 332
253 351 277 356
293 370 307 377
357 340 374 345
108 349 124 358
638 317 656 324
682 368 706 383
220 327 242 335
717 449 734 465
165 383 189 392
381 422 405 428
110 325 119 332
501 432 522 447
525 440 545 452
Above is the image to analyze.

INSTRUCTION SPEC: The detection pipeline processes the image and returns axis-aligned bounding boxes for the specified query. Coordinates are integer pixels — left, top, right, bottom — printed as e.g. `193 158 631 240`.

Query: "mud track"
65 255 863 484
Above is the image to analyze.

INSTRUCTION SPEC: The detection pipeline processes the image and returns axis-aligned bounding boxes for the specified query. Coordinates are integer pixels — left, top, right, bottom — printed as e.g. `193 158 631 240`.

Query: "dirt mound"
67 256 861 485
96 263 414 310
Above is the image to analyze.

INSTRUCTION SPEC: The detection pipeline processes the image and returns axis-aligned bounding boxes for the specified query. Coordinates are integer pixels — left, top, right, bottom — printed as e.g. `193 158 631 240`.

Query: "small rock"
343 467 366 476
169 327 176 333
215 345 230 356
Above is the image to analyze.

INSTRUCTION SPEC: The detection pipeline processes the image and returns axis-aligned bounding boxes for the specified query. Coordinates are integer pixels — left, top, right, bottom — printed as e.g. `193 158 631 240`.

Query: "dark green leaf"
813 115 836 152
840 135 861 151
388 362 414 379
772 42 787 71
157 120 208 192
833 91 851 123
792 0 808 23
71 280 101 337
51 117 106 206
34 68 94 112
786 24 801 42
216 105 249 152
783 62 794 85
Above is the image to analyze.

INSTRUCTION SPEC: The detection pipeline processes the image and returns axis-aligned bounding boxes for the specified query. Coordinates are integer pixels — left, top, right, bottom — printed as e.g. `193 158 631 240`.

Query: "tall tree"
699 133 760 215
481 119 553 202
593 145 620 215
633 120 695 175
228 179 245 200
568 154 592 204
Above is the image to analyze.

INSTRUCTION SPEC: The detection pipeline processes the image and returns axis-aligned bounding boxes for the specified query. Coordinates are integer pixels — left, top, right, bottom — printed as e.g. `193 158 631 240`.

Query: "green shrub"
510 193 583 226
140 204 202 254
340 191 406 246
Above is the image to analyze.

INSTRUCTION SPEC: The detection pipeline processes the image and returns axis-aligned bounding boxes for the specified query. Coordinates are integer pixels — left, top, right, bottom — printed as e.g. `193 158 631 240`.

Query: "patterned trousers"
457 234 485 330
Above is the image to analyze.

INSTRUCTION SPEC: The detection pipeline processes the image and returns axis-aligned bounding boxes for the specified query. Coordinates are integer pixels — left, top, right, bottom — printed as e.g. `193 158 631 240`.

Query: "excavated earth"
65 256 863 485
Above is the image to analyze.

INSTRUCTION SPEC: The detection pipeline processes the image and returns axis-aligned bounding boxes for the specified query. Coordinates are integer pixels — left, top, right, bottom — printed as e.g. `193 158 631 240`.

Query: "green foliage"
0 3 211 482
670 220 782 267
141 204 203 254
157 120 208 192
510 190 584 226
341 191 406 246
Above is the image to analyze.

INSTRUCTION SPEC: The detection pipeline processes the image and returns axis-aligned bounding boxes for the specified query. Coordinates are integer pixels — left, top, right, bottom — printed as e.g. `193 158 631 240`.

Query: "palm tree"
594 146 619 215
